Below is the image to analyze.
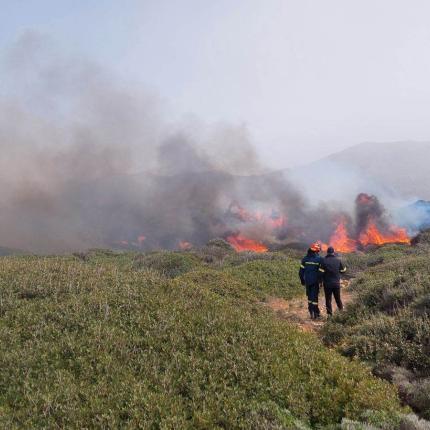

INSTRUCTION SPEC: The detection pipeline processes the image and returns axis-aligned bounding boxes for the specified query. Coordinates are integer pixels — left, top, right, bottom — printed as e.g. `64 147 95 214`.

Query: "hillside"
0 245 412 429
308 141 430 200
323 236 430 423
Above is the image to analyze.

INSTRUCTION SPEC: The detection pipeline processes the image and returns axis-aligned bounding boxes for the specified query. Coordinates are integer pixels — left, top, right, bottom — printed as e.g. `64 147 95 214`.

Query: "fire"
318 242 329 252
113 193 411 254
228 202 255 222
267 213 287 229
228 203 286 230
179 240 193 250
226 234 268 253
224 203 285 252
359 222 410 247
326 215 410 253
329 220 357 253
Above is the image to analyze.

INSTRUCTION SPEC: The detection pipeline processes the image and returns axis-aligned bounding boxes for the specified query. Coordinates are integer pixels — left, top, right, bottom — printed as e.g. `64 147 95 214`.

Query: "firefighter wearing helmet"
299 242 324 319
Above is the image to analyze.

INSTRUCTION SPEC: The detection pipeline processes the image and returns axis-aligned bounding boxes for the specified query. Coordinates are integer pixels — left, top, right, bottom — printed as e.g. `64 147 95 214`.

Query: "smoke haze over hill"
0 33 289 252
0 33 428 253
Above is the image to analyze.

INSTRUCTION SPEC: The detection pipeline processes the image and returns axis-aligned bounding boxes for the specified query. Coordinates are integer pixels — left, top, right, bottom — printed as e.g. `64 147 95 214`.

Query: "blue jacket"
299 251 324 286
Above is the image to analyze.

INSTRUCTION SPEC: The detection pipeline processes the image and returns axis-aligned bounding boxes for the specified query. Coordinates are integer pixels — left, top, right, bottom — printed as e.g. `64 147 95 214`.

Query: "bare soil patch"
264 280 353 333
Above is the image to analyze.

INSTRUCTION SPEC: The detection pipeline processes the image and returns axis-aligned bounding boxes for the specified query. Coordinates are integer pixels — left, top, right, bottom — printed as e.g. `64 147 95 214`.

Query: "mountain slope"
315 141 430 199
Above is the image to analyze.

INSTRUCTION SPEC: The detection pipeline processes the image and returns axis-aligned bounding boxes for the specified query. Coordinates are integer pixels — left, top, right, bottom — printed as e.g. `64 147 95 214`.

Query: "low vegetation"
323 233 430 423
0 240 418 428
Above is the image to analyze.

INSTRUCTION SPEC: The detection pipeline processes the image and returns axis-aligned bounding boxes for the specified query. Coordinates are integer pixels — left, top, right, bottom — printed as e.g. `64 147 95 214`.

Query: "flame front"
179 240 193 250
359 222 410 246
225 201 410 254
112 193 412 254
226 234 268 253
329 220 357 253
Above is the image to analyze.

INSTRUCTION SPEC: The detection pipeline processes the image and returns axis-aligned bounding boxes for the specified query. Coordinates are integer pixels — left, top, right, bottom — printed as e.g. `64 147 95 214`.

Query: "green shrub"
0 255 404 428
175 268 256 301
132 251 200 278
222 250 288 267
407 379 430 420
190 245 231 265
225 259 301 300
323 245 430 422
205 237 235 251
398 413 430 430
339 411 430 430
343 244 428 276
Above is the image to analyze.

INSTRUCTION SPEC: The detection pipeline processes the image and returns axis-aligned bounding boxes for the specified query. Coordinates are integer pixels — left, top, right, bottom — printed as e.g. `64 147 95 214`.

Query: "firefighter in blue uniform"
299 243 324 319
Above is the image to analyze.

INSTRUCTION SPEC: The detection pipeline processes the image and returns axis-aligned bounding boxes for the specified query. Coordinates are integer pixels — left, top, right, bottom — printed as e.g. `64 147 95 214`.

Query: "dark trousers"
306 283 320 318
324 285 343 315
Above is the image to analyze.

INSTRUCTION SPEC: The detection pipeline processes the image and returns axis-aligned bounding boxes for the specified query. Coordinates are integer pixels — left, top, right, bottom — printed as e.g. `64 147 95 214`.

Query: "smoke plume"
0 32 293 252
0 32 419 254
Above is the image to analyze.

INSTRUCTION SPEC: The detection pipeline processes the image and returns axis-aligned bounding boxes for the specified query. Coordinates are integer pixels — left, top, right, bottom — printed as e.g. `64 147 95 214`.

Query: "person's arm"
318 258 325 283
299 259 306 285
339 260 347 273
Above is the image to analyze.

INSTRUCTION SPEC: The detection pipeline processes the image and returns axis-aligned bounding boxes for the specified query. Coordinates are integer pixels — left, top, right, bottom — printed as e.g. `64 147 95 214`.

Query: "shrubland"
323 232 430 423
0 240 413 428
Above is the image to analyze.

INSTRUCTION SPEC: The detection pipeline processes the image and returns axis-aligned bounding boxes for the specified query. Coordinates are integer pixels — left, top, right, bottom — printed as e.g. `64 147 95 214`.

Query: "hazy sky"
2 0 430 168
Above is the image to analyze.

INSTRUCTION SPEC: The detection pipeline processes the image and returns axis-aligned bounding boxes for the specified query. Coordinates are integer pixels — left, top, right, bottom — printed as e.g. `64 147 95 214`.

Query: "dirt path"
265 280 354 333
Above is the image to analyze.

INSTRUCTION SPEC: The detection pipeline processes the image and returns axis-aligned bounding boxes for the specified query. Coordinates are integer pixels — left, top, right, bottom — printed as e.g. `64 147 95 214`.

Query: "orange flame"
325 217 410 253
318 242 329 252
179 240 193 250
359 222 410 247
267 214 287 229
329 220 357 253
226 234 268 253
228 202 255 222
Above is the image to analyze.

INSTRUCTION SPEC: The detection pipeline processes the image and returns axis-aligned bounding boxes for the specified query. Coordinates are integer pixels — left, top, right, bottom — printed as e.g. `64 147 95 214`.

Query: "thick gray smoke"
0 32 301 252
1 33 422 254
